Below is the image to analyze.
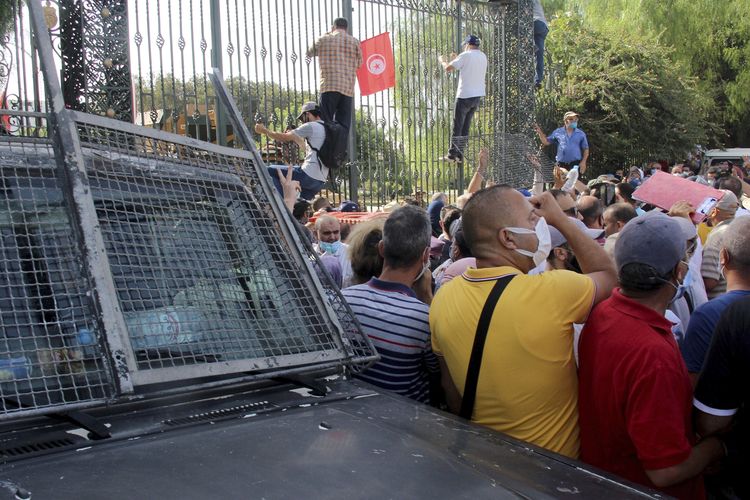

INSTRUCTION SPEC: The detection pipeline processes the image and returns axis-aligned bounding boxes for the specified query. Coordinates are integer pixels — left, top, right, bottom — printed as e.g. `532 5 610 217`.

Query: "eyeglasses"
563 207 578 217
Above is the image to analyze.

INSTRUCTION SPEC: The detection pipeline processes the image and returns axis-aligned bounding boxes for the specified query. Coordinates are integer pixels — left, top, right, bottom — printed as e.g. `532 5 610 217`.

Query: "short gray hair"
723 217 750 270
315 214 339 232
382 205 431 269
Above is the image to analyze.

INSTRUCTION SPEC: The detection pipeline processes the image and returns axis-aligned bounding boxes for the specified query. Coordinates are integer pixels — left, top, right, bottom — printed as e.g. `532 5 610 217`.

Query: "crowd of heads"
299 148 750 497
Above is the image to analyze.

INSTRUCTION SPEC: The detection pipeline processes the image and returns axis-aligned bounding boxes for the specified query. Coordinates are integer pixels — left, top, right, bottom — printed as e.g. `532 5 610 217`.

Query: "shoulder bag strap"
459 274 515 420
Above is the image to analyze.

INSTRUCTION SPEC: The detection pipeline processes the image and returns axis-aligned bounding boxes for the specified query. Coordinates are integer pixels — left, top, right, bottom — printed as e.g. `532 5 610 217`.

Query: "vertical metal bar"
166 0 179 131
455 0 463 52
210 0 227 145
155 1 168 129
198 0 213 143
455 1 465 192
342 0 358 203
59 0 84 112
133 0 145 126
26 0 135 393
144 1 157 128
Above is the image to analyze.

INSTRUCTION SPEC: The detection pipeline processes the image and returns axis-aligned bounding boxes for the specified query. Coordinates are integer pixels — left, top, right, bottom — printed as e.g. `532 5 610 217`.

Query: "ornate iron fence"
1 0 538 207
126 0 538 207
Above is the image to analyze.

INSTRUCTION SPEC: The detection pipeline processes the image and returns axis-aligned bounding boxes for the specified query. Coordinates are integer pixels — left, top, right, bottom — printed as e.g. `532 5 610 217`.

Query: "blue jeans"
449 96 482 158
534 20 549 85
319 91 353 131
267 165 325 201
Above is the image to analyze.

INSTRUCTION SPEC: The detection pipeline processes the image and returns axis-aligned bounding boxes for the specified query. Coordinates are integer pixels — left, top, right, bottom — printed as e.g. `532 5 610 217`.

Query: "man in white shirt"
254 102 328 201
439 34 487 163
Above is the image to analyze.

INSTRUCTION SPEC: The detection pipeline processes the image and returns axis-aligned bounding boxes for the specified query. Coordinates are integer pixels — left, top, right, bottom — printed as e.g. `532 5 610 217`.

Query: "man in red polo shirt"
578 212 725 498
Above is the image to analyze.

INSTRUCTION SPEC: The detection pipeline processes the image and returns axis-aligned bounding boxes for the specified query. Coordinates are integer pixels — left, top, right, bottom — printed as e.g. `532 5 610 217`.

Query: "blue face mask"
669 263 691 304
319 240 342 255
569 121 578 130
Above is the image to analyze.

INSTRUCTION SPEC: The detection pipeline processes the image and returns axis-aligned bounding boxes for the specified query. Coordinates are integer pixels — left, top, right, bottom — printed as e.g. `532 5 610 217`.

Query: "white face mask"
505 217 552 267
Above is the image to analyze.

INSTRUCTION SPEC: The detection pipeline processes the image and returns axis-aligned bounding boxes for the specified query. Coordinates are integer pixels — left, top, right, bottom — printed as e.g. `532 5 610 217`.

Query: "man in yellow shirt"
430 187 616 458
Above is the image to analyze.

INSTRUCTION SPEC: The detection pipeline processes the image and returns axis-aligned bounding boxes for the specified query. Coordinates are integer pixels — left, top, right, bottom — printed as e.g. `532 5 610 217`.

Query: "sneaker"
441 154 463 163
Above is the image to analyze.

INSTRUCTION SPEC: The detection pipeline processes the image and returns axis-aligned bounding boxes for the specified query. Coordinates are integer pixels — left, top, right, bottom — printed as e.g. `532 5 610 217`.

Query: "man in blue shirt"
535 111 590 174
681 216 750 385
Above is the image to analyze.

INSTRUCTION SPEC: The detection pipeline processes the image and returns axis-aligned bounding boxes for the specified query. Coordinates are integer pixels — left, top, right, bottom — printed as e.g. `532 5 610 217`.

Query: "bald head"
577 195 603 229
462 185 529 260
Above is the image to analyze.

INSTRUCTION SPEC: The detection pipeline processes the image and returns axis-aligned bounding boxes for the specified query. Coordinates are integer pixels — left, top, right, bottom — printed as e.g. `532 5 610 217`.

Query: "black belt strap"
459 274 515 420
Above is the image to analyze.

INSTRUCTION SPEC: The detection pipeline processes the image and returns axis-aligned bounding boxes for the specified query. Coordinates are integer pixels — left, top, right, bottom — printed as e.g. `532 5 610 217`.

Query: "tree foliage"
537 14 719 175
0 2 15 39
134 74 316 128
547 0 750 145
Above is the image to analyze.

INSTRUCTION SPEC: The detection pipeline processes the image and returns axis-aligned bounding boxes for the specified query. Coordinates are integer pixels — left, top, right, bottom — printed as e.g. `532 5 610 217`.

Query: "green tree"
546 0 750 145
538 14 719 174
134 73 315 127
354 109 409 200
0 3 14 38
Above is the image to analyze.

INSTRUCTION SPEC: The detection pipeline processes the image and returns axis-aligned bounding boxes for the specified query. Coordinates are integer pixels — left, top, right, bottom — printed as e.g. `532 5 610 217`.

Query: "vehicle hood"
0 381 657 499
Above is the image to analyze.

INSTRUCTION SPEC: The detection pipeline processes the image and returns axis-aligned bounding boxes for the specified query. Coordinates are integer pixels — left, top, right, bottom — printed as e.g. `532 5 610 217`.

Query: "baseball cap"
563 111 579 121
550 218 603 248
614 212 685 275
715 190 739 213
672 216 697 241
464 34 481 46
339 200 360 212
297 101 319 120
571 217 604 239
381 200 400 213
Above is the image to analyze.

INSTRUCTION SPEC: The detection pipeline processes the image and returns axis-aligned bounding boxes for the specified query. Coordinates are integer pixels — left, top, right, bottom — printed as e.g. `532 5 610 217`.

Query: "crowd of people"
273 136 749 498
255 13 750 500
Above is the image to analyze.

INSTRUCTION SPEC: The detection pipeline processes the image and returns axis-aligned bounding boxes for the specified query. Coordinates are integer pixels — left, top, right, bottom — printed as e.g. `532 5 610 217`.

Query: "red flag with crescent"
357 32 395 96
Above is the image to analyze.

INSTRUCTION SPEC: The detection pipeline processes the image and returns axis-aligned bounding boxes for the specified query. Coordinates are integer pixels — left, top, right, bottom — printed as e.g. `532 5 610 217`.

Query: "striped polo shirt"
342 278 439 404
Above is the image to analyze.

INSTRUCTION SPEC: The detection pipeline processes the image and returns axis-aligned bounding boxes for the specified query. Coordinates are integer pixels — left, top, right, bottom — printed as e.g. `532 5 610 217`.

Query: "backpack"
306 120 348 170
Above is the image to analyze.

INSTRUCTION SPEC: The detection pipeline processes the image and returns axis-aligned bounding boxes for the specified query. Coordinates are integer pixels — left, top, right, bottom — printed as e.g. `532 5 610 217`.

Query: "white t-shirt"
450 49 487 99
532 0 547 24
293 120 328 182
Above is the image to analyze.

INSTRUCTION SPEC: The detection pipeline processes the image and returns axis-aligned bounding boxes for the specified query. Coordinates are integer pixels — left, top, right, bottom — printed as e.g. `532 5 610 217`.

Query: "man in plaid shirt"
307 18 362 131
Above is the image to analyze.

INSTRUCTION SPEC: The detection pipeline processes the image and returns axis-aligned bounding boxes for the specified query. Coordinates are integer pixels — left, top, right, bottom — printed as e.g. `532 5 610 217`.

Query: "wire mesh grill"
452 132 555 188
73 115 371 376
0 129 114 415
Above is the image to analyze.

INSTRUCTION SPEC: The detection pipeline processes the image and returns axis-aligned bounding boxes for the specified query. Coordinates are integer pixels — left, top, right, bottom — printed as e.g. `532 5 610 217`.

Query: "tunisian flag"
357 32 396 96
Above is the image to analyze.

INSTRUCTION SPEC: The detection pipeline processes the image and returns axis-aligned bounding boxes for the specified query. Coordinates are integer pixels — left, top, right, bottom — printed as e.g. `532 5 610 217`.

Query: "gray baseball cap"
297 101 319 120
615 211 686 275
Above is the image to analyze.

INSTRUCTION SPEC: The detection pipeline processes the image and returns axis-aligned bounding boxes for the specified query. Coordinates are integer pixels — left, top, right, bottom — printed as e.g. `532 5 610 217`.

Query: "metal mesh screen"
72 114 371 380
457 132 555 187
0 125 114 416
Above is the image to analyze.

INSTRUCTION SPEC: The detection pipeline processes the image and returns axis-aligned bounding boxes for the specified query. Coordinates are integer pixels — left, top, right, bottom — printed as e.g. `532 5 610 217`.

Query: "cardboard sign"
632 171 724 223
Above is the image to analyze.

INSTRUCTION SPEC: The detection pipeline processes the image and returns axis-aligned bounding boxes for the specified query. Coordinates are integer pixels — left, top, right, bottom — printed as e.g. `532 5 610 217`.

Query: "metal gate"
1 0 537 207
127 0 537 206
0 0 378 418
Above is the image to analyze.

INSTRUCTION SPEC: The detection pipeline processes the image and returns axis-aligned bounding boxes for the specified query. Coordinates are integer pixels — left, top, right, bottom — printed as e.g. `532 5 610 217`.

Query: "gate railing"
2 0 538 208
0 0 377 419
